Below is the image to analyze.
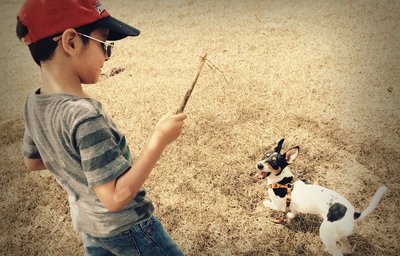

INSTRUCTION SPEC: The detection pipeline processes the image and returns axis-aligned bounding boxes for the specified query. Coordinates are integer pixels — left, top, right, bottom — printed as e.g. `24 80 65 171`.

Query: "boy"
17 0 186 255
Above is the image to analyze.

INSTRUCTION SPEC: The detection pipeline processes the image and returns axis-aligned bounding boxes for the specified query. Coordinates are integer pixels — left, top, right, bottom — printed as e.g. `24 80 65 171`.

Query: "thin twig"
205 59 229 85
178 53 208 113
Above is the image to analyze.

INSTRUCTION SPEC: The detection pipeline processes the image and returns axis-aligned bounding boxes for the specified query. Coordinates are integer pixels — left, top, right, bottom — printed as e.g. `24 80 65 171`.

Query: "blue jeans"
82 216 184 256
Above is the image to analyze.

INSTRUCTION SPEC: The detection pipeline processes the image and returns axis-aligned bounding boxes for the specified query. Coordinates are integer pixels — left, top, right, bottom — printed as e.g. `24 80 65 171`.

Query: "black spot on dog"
354 212 361 220
327 203 347 222
278 177 293 185
273 188 287 198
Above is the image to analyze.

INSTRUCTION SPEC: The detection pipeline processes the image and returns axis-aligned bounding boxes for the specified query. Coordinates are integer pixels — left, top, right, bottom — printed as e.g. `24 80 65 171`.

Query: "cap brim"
94 16 140 41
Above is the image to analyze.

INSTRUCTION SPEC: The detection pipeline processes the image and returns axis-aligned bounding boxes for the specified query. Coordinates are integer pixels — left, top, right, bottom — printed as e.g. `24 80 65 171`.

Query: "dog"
256 139 387 256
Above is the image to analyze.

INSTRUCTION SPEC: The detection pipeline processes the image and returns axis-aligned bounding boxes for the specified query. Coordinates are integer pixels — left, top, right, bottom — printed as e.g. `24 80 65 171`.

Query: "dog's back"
291 181 355 218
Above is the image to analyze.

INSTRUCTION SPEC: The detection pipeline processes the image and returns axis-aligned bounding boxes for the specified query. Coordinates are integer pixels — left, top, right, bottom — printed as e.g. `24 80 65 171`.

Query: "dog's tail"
354 185 388 222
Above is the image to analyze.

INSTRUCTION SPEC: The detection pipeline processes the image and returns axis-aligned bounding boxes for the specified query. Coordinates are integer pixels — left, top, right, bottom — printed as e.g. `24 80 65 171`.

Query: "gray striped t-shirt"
22 89 154 237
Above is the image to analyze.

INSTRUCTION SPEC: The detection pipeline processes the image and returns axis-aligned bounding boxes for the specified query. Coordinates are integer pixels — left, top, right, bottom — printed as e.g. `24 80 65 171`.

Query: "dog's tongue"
256 171 268 179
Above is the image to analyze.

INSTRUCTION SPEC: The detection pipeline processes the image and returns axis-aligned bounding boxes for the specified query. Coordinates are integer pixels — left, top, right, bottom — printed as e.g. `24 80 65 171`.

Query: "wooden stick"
177 53 208 113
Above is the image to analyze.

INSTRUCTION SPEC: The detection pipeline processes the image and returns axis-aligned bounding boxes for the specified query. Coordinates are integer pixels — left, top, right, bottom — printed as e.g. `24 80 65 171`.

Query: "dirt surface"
1 0 399 255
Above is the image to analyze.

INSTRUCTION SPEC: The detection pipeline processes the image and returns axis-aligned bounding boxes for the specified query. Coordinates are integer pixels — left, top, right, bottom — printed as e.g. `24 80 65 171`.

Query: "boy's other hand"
151 109 187 147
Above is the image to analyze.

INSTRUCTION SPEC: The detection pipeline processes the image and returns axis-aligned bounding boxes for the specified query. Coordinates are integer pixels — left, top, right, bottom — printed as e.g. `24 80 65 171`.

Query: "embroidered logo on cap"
95 0 106 14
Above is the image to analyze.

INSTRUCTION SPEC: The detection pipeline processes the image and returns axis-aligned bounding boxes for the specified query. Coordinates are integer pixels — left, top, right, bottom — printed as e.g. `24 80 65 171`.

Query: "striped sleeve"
22 128 41 159
75 115 131 187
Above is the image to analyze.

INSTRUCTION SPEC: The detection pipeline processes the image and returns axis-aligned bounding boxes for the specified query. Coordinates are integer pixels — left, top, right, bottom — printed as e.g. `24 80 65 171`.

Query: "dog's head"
256 138 300 179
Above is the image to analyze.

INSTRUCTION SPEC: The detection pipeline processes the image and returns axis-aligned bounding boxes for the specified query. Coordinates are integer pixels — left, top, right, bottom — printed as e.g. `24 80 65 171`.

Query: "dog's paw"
263 200 275 209
339 238 354 255
341 248 353 255
340 244 354 255
286 212 296 219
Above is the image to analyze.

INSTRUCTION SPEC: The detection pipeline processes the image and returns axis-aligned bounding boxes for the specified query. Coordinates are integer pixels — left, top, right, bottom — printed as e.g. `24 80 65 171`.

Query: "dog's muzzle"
256 163 271 179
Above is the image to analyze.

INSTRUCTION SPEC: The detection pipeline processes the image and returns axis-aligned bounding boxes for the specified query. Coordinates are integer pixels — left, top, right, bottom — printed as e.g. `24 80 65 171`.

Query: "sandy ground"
1 0 399 255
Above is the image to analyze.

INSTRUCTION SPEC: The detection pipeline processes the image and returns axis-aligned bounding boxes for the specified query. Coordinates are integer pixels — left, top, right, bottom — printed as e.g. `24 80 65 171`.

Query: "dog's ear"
284 146 300 164
274 138 285 153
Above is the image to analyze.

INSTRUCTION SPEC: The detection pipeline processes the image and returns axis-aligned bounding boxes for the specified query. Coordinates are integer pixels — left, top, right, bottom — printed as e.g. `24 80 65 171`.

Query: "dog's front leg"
264 194 287 212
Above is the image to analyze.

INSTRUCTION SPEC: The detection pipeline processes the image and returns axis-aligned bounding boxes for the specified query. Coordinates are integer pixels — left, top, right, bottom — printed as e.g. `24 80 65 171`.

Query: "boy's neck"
40 61 89 98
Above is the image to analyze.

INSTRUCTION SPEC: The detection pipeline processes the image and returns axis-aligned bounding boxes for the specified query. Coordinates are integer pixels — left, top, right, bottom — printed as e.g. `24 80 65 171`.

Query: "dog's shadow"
281 215 380 255
283 214 322 233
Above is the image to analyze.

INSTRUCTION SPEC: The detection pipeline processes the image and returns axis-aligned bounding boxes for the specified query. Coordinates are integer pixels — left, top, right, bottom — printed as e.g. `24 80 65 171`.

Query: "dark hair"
16 18 101 66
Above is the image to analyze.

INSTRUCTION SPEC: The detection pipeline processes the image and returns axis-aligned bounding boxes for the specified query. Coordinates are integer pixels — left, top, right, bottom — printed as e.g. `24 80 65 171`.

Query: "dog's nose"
257 163 264 170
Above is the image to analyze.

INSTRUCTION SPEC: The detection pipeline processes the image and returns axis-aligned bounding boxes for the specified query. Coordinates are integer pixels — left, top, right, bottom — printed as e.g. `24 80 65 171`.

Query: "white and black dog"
256 139 387 256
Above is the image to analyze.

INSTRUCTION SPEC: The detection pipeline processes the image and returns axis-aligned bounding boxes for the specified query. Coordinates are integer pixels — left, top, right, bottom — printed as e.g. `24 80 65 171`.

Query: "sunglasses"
77 33 114 58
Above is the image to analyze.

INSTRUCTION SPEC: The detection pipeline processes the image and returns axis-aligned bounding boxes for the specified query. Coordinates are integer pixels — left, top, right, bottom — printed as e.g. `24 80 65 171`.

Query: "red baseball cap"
17 0 140 45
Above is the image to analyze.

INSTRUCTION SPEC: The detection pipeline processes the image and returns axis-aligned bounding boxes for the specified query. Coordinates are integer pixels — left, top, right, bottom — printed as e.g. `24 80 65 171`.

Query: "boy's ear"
60 29 80 55
284 146 300 164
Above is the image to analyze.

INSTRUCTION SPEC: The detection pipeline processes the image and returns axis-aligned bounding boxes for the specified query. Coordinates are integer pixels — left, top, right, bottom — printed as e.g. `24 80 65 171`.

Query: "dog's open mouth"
256 171 271 179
